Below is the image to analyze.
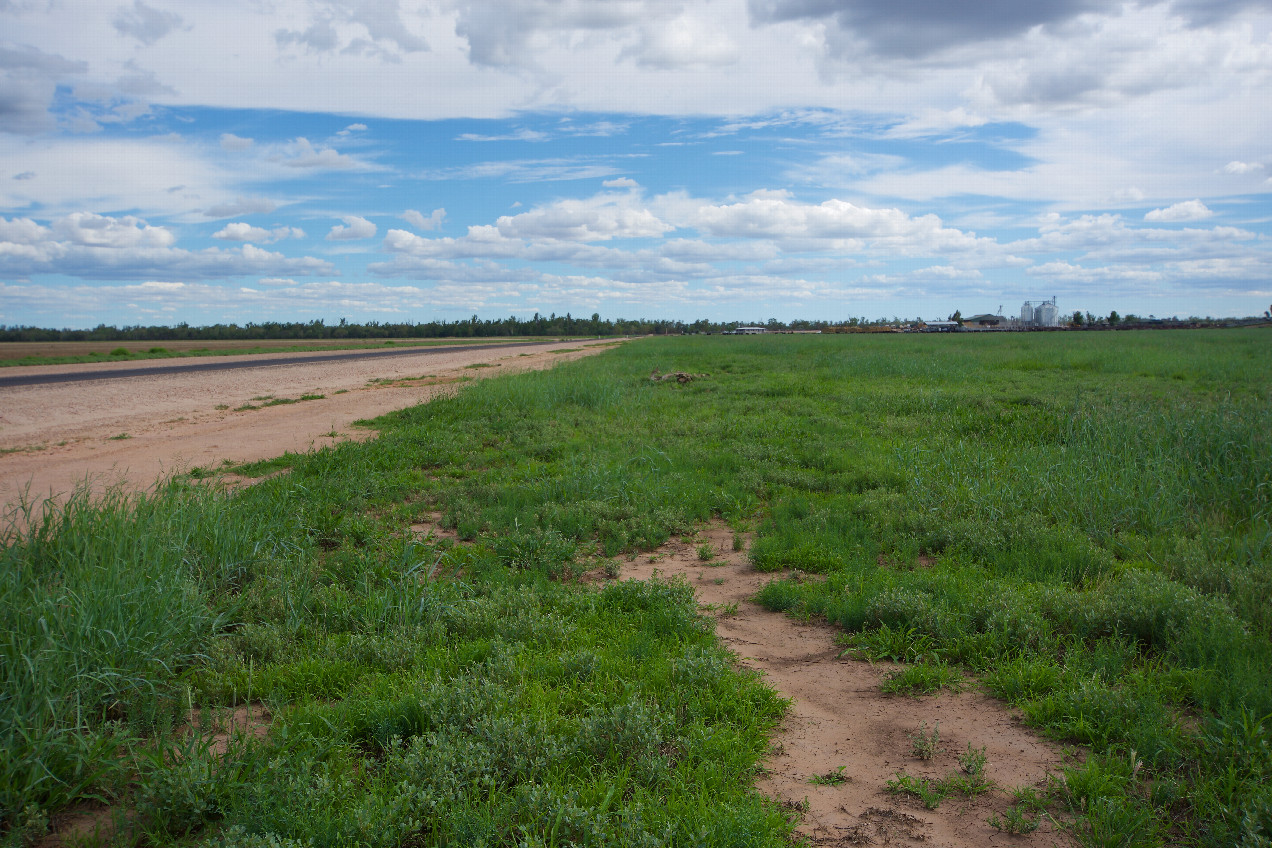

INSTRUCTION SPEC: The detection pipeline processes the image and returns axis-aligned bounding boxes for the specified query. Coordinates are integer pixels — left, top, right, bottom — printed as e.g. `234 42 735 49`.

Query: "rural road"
0 339 583 388
0 338 621 521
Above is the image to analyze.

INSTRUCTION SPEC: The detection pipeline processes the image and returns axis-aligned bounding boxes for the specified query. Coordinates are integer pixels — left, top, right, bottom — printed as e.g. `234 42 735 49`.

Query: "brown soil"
620 523 1077 847
0 339 621 518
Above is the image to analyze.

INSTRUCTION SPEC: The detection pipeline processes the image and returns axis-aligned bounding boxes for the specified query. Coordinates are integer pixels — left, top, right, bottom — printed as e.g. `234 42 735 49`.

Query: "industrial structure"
1021 298 1060 327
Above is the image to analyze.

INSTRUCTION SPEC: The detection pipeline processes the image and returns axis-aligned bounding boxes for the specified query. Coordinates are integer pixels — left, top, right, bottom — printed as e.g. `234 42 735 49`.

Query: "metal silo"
1021 302 1034 325
1036 301 1059 326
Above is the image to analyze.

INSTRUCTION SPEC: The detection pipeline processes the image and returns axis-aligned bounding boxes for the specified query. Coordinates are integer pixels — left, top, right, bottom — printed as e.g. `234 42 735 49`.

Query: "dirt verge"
0 339 620 517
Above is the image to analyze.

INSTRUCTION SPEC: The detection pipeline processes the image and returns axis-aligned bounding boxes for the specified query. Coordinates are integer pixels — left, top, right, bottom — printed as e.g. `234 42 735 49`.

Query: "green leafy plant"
809 766 849 786
959 743 988 780
886 771 946 809
989 804 1041 835
909 721 941 760
880 661 963 696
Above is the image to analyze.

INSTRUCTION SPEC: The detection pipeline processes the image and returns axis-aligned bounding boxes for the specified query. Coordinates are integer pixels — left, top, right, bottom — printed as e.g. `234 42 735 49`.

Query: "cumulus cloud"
52 212 175 248
0 216 49 244
687 191 981 255
491 193 672 242
327 215 377 240
602 177 639 188
113 0 183 45
1145 199 1214 222
0 214 335 281
219 133 253 151
623 13 740 68
213 222 305 243
402 208 446 231
1223 160 1264 174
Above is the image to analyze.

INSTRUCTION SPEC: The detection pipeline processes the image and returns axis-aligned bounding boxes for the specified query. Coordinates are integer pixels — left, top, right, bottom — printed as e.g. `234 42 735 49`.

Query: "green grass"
2 329 1269 847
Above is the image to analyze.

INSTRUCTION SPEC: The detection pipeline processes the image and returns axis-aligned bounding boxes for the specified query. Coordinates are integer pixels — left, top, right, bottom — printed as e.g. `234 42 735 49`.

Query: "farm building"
965 313 1007 328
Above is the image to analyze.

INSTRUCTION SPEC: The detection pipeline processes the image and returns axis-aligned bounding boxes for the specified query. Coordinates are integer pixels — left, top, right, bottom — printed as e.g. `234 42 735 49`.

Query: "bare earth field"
0 338 619 516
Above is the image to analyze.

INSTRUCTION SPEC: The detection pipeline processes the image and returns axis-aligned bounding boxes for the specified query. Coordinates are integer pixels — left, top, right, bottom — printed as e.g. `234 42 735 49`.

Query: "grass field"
0 337 585 368
2 329 1269 846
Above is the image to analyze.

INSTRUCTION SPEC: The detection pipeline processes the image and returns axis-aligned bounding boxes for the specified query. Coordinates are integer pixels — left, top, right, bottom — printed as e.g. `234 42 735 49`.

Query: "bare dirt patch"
621 523 1076 847
0 339 620 517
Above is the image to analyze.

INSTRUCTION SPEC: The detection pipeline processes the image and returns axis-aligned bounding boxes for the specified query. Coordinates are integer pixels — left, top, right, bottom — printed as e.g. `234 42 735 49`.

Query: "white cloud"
1145 199 1214 222
213 222 271 242
0 213 335 281
277 138 361 170
1223 160 1264 174
688 191 981 255
624 12 740 69
602 177 639 188
213 222 305 243
219 133 253 151
327 215 377 240
0 217 49 244
402 208 446 231
491 193 672 242
52 212 175 248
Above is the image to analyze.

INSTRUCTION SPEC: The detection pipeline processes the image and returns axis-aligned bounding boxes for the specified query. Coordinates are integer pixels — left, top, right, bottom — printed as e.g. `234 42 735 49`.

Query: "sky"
1 0 1271 328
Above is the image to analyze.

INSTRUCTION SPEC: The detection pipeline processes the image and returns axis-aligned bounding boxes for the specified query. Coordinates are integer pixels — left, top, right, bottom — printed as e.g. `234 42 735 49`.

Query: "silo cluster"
1020 298 1059 327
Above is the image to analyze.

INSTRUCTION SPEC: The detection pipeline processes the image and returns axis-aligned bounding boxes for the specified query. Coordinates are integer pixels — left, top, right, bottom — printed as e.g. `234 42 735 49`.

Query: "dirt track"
621 523 1076 847
0 339 620 517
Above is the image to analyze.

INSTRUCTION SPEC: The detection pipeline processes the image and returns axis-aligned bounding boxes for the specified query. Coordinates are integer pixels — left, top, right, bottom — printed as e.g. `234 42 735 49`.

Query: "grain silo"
1021 302 1035 325
1036 300 1059 327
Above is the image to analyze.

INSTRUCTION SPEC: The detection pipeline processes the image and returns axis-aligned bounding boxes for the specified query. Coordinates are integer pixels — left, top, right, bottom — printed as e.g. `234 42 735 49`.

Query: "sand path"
622 523 1077 847
0 338 620 517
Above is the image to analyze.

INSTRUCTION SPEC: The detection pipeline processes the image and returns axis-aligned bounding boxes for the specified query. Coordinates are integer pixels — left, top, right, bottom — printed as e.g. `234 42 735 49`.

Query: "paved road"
0 340 580 388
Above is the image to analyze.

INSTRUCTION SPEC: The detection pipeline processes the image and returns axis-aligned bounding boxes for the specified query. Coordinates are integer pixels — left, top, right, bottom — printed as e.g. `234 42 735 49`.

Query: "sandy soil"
0 339 620 517
621 523 1077 847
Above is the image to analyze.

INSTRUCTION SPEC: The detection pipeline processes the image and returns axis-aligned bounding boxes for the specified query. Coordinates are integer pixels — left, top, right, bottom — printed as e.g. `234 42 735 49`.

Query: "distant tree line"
2 310 1266 343
0 313 683 342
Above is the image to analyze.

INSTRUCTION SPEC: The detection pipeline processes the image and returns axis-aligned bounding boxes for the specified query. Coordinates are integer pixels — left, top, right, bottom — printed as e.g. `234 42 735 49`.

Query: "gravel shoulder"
0 338 621 515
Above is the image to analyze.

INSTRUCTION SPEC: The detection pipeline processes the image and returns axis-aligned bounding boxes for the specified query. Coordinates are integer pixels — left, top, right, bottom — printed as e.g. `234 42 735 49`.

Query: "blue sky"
2 1 1271 327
